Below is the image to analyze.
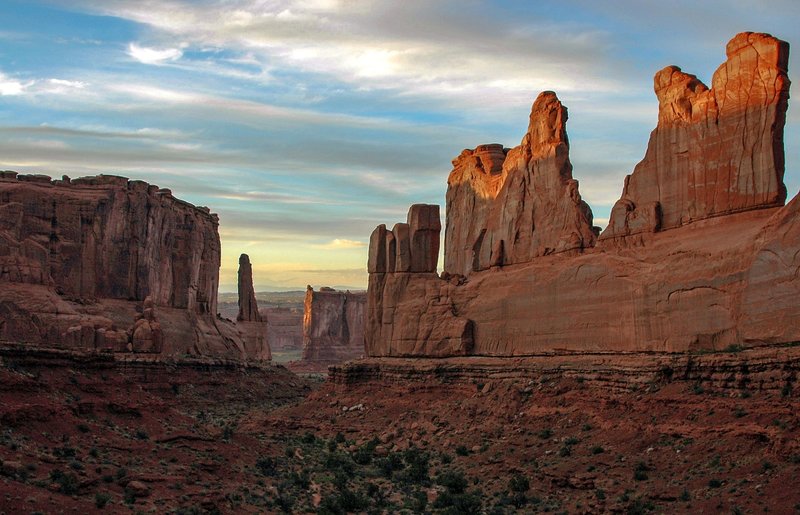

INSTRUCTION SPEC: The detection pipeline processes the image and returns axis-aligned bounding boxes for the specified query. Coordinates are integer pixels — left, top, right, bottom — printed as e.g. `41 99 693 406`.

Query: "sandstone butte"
0 173 269 361
301 286 366 364
366 32 798 357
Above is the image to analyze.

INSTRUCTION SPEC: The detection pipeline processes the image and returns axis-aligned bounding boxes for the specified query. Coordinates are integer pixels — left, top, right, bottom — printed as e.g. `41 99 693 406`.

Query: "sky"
1 0 798 292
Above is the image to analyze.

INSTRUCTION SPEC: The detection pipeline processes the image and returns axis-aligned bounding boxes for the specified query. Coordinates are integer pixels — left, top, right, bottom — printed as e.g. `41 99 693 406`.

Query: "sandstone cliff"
301 286 366 364
601 32 790 242
445 91 596 277
366 32 799 357
0 172 266 360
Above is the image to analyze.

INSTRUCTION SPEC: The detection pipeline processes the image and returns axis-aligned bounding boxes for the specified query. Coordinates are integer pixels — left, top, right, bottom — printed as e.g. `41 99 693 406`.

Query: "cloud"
127 42 183 64
60 0 625 109
0 72 28 96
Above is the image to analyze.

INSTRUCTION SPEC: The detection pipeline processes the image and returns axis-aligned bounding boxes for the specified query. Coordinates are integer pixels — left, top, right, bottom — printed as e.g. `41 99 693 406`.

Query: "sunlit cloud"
127 42 183 65
313 239 367 250
0 72 29 95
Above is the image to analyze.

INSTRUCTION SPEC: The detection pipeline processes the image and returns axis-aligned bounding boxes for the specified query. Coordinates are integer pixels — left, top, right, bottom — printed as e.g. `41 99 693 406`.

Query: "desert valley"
1 18 800 515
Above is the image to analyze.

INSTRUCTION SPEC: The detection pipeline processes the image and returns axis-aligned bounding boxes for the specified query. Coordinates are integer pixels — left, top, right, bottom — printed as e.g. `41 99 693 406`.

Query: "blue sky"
1 0 798 291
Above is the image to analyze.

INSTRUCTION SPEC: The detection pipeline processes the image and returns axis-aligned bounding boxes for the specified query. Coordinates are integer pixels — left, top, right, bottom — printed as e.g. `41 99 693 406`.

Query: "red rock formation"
237 254 261 322
365 32 800 358
0 172 265 360
301 286 366 364
233 254 270 361
262 307 303 350
445 92 596 277
367 205 473 357
601 32 790 242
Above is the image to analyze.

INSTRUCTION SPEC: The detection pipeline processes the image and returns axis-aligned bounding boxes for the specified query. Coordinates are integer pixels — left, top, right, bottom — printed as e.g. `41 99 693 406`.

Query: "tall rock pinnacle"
237 253 261 322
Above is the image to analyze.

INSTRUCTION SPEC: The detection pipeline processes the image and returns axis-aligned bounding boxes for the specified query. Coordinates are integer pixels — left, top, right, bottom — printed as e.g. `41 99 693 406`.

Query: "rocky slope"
365 32 798 358
0 172 266 361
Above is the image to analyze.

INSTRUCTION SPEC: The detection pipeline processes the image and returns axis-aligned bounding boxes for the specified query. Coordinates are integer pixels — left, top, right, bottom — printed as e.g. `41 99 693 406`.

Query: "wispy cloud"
313 239 367 250
127 42 183 64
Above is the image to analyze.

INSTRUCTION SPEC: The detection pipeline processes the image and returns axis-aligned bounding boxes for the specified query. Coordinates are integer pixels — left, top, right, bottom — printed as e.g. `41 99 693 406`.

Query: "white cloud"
0 72 28 95
127 42 183 64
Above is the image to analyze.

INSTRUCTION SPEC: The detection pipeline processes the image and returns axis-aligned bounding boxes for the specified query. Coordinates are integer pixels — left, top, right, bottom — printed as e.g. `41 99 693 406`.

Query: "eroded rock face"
262 307 303 350
601 32 790 242
365 32 799 358
445 92 596 277
367 205 473 357
237 254 261 322
301 286 366 363
0 173 266 360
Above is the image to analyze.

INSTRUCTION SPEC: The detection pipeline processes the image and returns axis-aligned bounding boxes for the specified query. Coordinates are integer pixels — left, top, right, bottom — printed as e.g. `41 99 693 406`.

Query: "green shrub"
436 469 468 494
255 457 278 477
537 429 553 440
95 492 112 508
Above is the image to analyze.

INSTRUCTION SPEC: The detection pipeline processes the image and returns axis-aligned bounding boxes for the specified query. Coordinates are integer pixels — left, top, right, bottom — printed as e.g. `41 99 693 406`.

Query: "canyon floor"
1 347 799 514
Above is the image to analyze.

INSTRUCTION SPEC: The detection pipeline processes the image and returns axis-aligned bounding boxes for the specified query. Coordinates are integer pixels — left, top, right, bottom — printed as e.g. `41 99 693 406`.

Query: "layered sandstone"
601 32 790 241
445 91 596 277
0 172 266 360
301 286 366 364
365 32 798 358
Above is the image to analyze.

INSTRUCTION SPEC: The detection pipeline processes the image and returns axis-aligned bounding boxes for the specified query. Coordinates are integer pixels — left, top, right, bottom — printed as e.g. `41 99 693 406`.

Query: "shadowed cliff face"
365 32 800 358
0 173 266 361
601 32 790 242
301 286 366 363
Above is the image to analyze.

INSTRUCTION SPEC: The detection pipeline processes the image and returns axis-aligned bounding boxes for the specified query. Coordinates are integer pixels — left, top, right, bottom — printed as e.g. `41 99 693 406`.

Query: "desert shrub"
537 429 553 440
708 479 722 488
633 462 649 481
436 469 468 494
398 447 429 484
455 445 469 456
95 492 112 508
432 490 483 514
591 445 605 455
375 452 404 478
50 469 80 495
255 457 278 477
509 473 529 493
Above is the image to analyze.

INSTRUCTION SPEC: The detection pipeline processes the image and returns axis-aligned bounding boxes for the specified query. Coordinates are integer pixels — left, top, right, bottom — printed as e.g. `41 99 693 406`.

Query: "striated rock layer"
445 91 596 277
601 32 790 242
0 172 267 360
366 32 799 358
301 286 366 364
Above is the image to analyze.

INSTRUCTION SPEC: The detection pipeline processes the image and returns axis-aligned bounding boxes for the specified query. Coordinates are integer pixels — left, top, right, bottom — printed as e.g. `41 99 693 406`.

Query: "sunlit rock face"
0 172 266 361
600 32 790 243
365 32 800 358
445 91 596 278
